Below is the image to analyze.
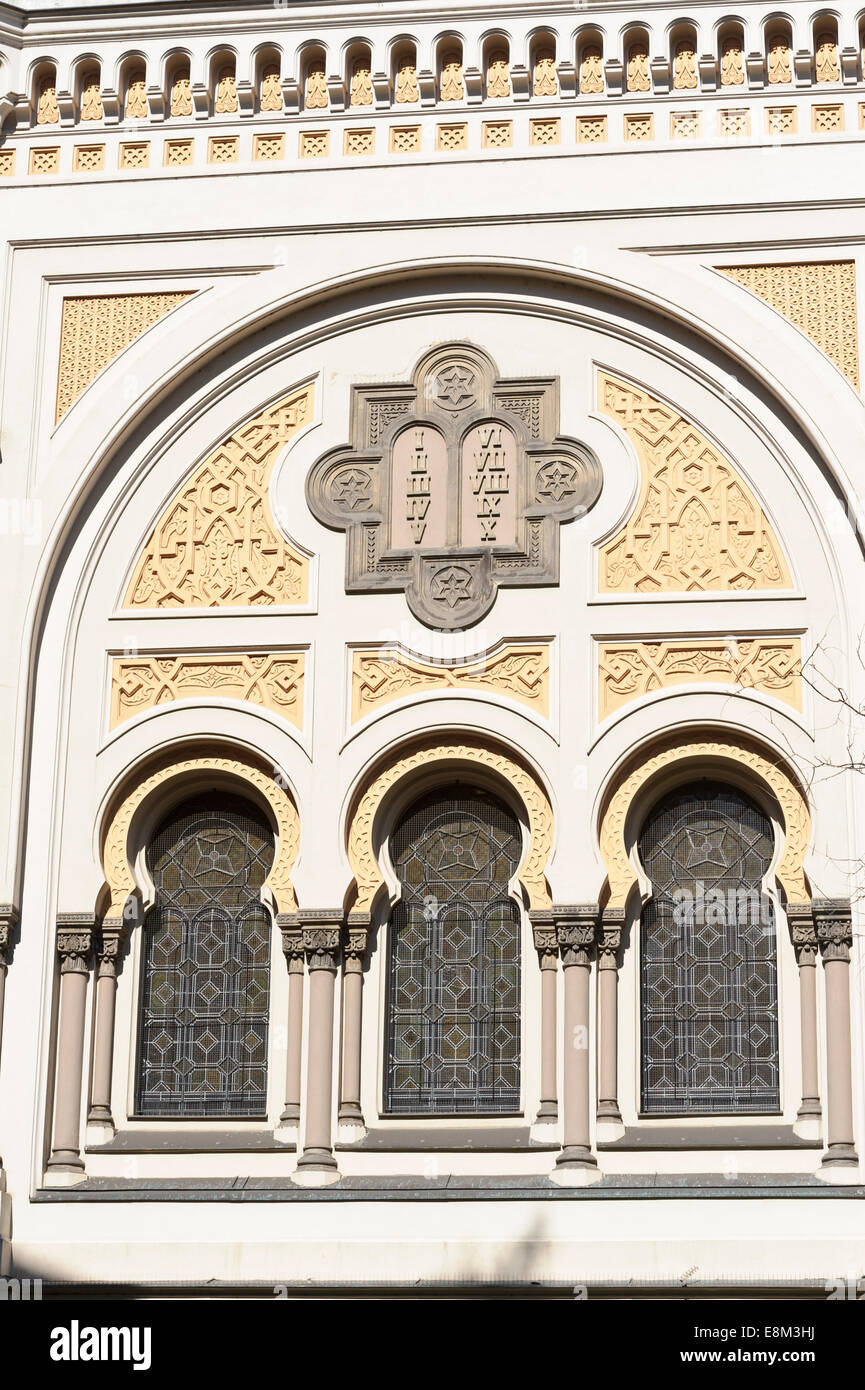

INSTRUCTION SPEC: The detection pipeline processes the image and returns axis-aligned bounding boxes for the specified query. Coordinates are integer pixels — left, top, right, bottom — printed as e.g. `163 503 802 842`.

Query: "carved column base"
816 1144 860 1184
550 1147 602 1187
596 1100 625 1144
44 1155 87 1187
793 1098 822 1143
275 1099 300 1146
337 1101 367 1144
291 1148 341 1187
85 1113 116 1147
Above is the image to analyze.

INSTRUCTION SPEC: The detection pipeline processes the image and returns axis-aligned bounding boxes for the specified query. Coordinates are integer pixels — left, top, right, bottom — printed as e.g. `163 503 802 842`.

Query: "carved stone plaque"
306 343 602 628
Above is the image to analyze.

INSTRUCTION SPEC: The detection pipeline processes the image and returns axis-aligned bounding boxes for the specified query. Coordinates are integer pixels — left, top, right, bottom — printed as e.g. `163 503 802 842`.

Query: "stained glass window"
135 794 274 1117
384 788 522 1114
639 781 780 1115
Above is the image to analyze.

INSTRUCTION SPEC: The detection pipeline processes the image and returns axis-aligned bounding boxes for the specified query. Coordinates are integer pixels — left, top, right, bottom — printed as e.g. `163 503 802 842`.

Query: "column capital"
814 898 853 963
598 906 625 969
344 912 372 973
298 910 344 971
56 914 95 975
529 910 558 967
276 913 304 971
0 903 18 967
95 925 124 980
553 904 599 967
786 902 819 965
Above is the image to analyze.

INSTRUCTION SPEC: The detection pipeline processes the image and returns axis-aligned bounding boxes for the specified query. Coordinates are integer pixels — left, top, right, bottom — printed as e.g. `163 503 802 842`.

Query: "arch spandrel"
597 370 792 594
346 736 554 913
100 749 301 918
122 384 313 611
598 732 811 910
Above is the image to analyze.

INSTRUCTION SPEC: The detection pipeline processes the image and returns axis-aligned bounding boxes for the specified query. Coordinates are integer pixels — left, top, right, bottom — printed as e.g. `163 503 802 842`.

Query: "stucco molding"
597 730 811 909
346 733 554 912
99 747 301 918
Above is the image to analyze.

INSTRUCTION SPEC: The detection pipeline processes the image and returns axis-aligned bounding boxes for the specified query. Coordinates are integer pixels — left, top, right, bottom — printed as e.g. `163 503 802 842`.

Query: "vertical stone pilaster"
552 904 601 1186
596 907 624 1141
86 921 125 1143
338 912 371 1140
529 912 558 1128
276 914 304 1141
814 899 859 1178
0 906 18 1081
46 915 94 1183
786 903 822 1140
293 910 343 1186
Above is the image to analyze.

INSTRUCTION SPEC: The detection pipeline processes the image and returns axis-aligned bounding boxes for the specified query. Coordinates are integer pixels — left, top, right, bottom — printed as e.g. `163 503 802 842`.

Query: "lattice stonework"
124 386 312 609
639 783 780 1115
110 652 305 729
136 795 274 1118
598 372 791 593
56 292 194 421
352 644 549 722
598 638 801 717
384 789 522 1115
718 262 860 388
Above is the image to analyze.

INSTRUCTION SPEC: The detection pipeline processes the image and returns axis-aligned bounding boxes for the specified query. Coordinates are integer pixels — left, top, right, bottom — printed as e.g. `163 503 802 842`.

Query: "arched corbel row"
346 734 554 913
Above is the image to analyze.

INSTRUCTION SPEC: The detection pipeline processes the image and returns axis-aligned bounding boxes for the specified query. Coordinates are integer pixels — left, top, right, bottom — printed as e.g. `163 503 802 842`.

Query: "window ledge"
86 1130 295 1154
597 1124 821 1151
335 1125 558 1152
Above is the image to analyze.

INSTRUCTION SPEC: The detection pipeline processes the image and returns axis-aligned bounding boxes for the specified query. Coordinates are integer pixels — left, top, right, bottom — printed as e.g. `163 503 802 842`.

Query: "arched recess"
597 730 811 911
99 747 301 920
346 735 554 914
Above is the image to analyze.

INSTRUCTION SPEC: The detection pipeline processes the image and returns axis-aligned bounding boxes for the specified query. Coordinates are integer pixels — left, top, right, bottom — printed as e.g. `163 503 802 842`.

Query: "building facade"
1 0 865 1297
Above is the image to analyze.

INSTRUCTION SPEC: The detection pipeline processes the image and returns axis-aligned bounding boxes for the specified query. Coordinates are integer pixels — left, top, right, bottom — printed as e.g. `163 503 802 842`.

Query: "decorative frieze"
598 637 801 717
56 291 193 421
124 386 311 609
719 261 859 387
351 643 549 722
598 372 791 593
110 651 305 729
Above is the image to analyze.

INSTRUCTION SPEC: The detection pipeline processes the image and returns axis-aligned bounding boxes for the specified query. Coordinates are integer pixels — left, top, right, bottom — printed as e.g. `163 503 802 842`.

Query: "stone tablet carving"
306 343 602 628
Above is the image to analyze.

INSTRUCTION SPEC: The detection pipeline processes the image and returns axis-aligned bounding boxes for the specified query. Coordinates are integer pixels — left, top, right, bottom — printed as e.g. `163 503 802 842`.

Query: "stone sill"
599 1124 821 1151
336 1126 557 1152
86 1130 295 1154
32 1173 864 1202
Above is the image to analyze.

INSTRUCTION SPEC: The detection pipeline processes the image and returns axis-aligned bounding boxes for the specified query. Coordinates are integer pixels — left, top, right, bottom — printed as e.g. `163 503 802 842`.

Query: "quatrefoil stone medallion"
306 342 603 628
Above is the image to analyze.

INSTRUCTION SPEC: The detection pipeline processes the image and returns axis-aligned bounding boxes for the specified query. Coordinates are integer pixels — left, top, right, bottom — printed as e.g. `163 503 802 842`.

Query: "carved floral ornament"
306 343 602 629
125 386 312 609
598 732 811 911
347 735 554 913
597 371 791 593
100 749 301 920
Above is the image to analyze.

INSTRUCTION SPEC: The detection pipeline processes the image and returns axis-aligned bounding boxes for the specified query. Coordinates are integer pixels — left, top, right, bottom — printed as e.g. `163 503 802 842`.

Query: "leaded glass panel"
135 794 274 1117
639 781 780 1115
384 788 522 1114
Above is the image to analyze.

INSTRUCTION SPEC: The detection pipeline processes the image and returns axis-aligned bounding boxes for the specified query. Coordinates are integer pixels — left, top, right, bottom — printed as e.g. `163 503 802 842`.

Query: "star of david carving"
306 342 603 628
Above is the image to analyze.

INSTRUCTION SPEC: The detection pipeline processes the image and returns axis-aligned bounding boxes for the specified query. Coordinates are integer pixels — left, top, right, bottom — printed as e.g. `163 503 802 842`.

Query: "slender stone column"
293 911 342 1186
86 923 124 1143
276 915 304 1141
596 908 624 1140
338 913 371 1140
552 905 600 1185
787 904 821 1140
46 916 94 1182
815 900 859 1176
529 914 558 1126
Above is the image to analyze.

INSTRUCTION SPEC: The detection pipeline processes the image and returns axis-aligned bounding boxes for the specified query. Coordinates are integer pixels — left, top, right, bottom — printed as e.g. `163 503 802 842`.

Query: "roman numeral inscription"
390 425 447 550
462 422 516 547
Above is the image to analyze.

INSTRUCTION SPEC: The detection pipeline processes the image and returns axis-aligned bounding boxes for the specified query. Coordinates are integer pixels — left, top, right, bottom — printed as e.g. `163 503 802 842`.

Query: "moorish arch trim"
347 735 554 912
123 384 313 610
100 748 301 918
598 731 811 910
597 371 792 594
